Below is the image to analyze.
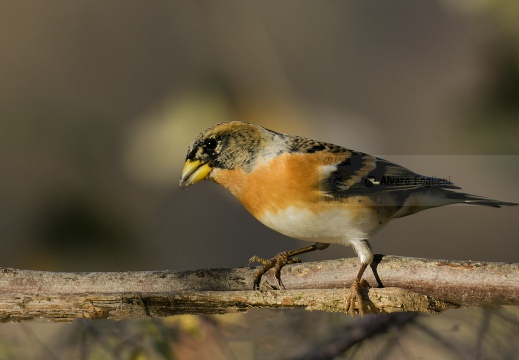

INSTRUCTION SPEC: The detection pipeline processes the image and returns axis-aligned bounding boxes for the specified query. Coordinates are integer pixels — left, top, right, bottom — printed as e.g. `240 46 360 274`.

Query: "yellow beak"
180 159 213 188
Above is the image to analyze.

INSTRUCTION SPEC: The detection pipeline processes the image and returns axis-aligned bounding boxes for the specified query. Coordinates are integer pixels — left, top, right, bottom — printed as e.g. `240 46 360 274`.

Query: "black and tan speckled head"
180 121 283 187
184 122 262 171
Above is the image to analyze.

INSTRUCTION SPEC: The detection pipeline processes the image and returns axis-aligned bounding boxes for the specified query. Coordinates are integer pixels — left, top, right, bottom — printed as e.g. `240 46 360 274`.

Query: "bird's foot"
249 254 301 290
345 279 370 316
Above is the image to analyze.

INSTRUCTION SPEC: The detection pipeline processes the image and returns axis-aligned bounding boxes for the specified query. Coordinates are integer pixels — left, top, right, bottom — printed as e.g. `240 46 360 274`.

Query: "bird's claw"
249 255 268 265
250 253 300 290
345 279 370 316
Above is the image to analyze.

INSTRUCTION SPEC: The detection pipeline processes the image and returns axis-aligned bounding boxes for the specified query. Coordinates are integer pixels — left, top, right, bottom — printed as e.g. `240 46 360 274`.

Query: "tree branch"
1 255 518 322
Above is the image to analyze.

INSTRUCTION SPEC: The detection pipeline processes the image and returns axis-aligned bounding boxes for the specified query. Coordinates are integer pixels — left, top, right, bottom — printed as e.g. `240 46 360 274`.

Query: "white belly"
257 206 384 246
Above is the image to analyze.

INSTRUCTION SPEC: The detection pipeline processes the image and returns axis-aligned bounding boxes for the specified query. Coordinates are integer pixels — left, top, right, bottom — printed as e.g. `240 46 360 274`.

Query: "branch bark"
0 255 518 322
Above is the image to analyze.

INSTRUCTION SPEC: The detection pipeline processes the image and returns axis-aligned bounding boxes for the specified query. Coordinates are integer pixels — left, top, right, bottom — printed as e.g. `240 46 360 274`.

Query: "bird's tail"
444 190 519 208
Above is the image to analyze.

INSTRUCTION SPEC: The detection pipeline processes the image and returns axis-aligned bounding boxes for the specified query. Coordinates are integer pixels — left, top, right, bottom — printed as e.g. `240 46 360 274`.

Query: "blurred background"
1 1 519 358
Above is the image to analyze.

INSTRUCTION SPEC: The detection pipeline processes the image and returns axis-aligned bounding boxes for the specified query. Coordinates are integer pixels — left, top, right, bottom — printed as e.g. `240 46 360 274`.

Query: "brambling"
180 121 518 315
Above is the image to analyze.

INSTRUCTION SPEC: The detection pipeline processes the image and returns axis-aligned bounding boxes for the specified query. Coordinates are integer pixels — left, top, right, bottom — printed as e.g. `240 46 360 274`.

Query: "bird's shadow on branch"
371 254 385 288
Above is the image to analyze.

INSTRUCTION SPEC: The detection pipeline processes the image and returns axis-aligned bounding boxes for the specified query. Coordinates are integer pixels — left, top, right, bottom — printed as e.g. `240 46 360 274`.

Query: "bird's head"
180 121 271 188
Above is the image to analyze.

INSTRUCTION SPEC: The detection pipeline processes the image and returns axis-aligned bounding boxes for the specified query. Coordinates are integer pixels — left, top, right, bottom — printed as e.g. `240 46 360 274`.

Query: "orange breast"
210 152 399 242
211 152 342 218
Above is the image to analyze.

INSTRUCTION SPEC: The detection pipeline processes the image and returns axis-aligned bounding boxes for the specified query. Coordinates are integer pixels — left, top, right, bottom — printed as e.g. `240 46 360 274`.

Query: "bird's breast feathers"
210 151 391 244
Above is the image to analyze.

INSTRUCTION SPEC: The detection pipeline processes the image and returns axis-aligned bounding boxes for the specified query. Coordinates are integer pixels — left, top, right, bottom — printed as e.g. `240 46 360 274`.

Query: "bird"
179 121 518 315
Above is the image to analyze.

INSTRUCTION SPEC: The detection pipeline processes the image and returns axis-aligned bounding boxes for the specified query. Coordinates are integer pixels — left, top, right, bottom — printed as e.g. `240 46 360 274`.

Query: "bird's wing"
319 150 460 197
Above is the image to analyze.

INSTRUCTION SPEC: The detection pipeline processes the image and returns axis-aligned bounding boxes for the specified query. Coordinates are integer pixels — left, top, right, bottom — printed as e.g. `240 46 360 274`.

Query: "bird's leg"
249 242 330 290
345 262 370 316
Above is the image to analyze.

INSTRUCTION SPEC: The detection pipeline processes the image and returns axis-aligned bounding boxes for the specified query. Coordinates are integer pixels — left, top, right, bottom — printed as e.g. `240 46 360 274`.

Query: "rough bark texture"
0 255 518 322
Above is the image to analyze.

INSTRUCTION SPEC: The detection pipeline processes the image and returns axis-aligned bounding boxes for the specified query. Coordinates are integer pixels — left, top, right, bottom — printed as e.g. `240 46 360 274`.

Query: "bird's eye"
205 138 217 150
